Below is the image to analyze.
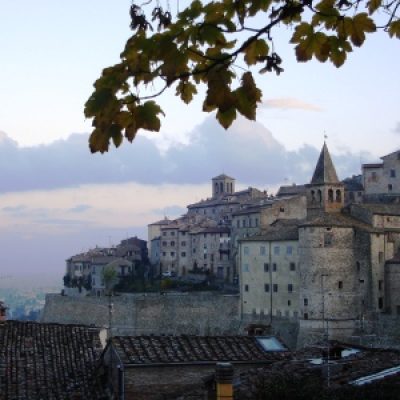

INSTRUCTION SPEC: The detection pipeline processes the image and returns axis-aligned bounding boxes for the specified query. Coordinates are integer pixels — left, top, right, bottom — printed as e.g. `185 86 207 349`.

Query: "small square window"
181 252 186 257
338 281 343 289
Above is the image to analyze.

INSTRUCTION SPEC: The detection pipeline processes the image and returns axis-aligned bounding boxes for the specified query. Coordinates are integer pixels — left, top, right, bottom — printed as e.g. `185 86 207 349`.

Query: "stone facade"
363 150 400 196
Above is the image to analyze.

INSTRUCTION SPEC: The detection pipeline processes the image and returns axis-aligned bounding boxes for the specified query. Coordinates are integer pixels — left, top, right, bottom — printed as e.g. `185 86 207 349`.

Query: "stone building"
362 150 400 200
102 335 288 400
238 143 400 346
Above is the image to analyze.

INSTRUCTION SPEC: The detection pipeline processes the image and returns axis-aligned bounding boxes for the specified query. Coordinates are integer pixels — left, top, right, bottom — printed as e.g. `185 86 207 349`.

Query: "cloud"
393 122 400 135
68 204 92 213
0 116 364 195
262 97 322 112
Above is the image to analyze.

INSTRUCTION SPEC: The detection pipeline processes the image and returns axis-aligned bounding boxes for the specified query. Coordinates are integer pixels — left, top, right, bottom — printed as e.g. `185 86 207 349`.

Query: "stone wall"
41 292 241 336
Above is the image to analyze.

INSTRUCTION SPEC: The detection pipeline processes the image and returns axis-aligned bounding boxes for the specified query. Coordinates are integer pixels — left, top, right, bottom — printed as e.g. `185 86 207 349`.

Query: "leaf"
388 20 400 39
367 0 382 14
349 13 376 47
176 81 198 104
136 101 165 132
216 107 237 129
244 39 269 65
328 36 352 67
89 128 111 154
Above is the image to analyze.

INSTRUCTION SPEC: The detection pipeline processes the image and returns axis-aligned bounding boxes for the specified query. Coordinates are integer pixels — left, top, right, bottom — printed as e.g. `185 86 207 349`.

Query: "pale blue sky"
0 2 399 281
1 1 399 156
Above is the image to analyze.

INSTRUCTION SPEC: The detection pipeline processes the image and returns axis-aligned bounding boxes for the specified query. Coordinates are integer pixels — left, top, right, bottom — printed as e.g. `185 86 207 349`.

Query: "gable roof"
0 321 105 399
310 143 340 185
110 335 289 366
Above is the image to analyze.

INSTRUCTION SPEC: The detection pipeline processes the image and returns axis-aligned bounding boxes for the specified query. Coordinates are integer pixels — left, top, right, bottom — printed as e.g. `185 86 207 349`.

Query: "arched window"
311 190 316 203
318 190 322 203
328 189 334 202
215 182 219 193
336 189 342 203
220 182 223 193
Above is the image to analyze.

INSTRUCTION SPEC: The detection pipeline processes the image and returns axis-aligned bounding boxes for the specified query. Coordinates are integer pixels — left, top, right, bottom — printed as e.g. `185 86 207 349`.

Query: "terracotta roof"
276 185 306 197
212 174 235 180
300 212 382 232
0 321 105 399
310 143 340 185
111 335 289 366
362 163 383 169
241 219 302 242
355 203 400 216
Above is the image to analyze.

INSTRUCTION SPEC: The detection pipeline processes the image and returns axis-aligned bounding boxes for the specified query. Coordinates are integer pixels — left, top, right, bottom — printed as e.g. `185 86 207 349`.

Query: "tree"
85 0 400 153
102 266 119 295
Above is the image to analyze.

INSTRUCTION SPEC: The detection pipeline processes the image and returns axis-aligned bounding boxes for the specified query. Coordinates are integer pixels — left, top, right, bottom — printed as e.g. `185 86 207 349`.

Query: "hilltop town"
2 144 400 399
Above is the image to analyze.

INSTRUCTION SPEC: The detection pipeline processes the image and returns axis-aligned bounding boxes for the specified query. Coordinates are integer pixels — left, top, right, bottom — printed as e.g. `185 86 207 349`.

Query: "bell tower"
212 174 235 198
306 142 344 217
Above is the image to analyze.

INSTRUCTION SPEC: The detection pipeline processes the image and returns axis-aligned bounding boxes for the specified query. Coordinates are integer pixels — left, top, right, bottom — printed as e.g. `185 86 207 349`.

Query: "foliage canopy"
85 0 400 153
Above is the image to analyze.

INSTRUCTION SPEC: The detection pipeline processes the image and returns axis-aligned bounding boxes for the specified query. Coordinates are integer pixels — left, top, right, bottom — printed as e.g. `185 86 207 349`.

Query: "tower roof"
310 142 339 184
212 174 235 180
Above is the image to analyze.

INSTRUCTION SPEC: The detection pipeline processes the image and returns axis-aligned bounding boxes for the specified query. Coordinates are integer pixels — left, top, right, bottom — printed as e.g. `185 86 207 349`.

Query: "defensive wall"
41 293 400 349
41 292 241 336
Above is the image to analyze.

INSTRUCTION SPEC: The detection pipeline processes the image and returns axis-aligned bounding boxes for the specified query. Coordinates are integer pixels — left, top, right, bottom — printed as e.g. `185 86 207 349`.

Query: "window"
181 241 186 246
171 231 175 236
288 284 293 293
236 220 240 228
359 279 364 284
378 297 383 309
379 251 384 263
260 246 266 256
255 218 259 227
324 233 333 247
242 219 247 228
273 246 280 255
280 207 285 212
273 284 278 292
338 281 343 289
192 248 196 253
379 280 383 290
336 189 342 202
181 232 186 236
287 246 293 255
288 300 291 306
162 231 167 236
272 263 277 272
388 184 393 191
170 252 175 257
264 263 269 272
264 284 270 292
356 261 361 272
304 298 308 306
290 262 296 271
162 252 166 256
181 252 186 257
245 284 249 292
204 254 207 259
243 264 249 272
170 241 175 246
371 171 377 181
304 313 309 320
390 169 396 178
328 189 334 202
244 246 249 256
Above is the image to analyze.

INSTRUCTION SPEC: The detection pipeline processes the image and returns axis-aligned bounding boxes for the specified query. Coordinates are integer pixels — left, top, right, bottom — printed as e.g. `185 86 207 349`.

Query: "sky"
0 1 399 284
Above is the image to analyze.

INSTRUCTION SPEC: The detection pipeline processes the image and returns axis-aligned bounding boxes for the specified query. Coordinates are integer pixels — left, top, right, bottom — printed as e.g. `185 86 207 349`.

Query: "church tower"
212 174 235 198
306 142 344 217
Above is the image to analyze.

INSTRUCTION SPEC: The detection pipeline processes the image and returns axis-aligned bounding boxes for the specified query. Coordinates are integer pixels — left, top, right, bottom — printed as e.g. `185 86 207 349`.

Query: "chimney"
215 362 233 400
